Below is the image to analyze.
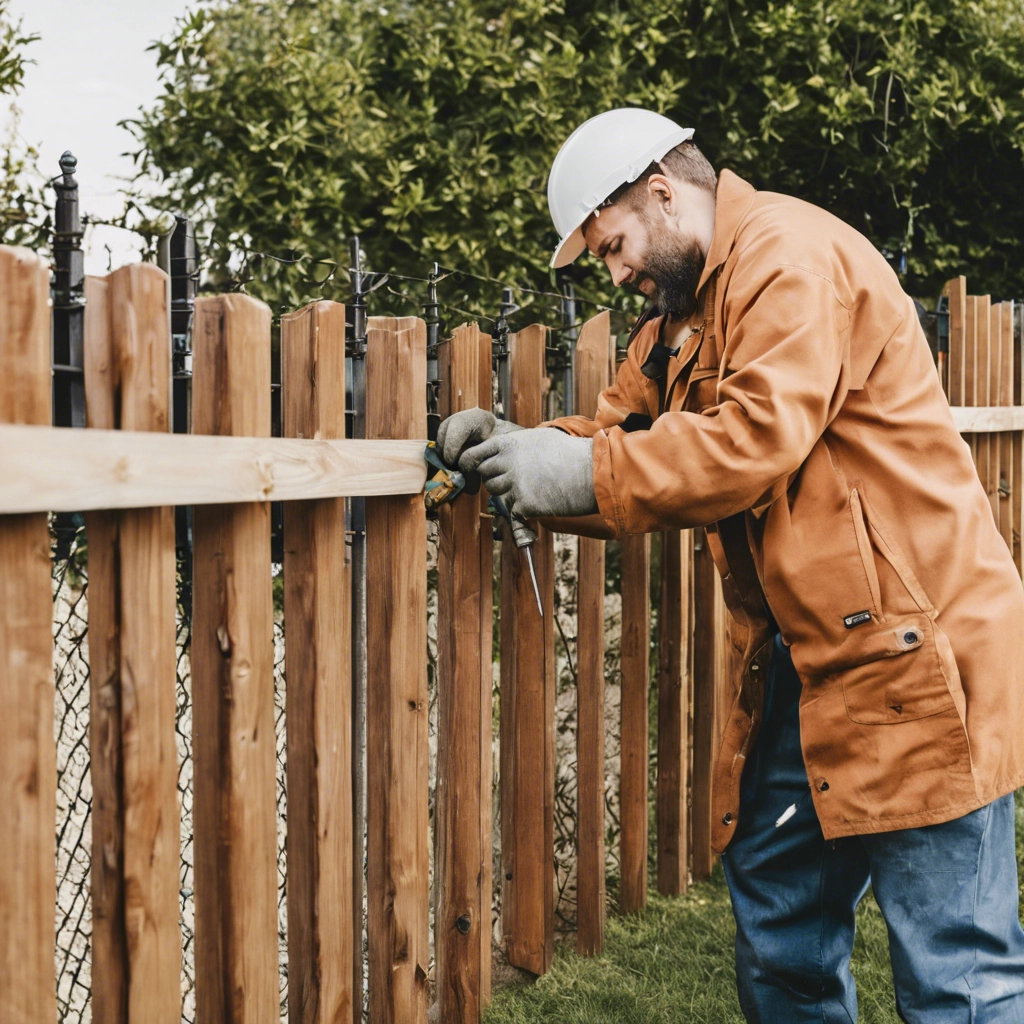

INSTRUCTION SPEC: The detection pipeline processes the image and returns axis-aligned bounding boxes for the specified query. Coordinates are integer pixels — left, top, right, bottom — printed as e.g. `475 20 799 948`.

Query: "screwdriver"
488 494 544 618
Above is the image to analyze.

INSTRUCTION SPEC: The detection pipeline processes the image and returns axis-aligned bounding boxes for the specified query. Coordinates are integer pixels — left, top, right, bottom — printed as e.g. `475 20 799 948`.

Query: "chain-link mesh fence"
51 518 637 1021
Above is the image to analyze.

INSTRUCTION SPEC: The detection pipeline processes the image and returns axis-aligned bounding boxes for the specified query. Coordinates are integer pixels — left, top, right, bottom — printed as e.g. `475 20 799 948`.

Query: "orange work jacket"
547 170 1024 852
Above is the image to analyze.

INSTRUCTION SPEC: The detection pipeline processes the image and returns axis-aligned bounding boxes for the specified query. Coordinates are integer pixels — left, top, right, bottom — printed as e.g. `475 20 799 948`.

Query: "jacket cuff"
592 429 626 538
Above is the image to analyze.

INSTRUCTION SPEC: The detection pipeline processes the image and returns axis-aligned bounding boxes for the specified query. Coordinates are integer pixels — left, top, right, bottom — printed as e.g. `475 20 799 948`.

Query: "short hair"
602 140 717 212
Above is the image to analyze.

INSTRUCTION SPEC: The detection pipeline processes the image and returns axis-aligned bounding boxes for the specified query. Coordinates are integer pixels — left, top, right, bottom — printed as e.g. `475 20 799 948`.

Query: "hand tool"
423 442 543 617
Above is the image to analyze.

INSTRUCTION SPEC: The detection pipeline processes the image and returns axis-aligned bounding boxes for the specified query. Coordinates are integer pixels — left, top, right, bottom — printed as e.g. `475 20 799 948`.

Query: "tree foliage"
131 0 1024 323
0 0 48 250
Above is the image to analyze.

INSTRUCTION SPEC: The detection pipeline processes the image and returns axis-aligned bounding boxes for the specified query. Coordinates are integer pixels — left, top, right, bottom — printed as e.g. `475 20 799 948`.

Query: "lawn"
483 793 1024 1024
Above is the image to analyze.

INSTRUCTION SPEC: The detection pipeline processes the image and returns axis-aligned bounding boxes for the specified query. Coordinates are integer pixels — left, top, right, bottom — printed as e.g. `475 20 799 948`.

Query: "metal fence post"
52 151 86 430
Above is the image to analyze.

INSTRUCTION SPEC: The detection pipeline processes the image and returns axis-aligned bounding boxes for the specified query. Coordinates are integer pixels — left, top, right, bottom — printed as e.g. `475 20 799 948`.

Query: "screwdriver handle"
487 495 537 548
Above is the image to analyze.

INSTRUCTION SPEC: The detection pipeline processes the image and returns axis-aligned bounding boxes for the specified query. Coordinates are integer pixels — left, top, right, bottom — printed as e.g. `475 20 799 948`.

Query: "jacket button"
903 631 918 645
819 780 830 792
750 662 759 673
723 812 734 825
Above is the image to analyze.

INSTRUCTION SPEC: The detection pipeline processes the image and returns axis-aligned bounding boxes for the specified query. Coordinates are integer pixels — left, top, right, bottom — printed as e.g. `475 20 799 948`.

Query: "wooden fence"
0 243 1019 1024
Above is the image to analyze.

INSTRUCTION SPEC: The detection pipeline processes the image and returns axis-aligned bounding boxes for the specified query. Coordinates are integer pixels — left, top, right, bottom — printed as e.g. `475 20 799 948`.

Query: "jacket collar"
697 169 757 296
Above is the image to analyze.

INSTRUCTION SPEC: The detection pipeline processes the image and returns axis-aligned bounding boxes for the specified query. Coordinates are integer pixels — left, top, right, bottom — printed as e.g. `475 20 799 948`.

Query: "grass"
483 794 1024 1024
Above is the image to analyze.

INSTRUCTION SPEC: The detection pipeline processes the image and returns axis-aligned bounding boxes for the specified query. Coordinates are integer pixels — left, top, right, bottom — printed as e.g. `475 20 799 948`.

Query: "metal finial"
59 151 77 182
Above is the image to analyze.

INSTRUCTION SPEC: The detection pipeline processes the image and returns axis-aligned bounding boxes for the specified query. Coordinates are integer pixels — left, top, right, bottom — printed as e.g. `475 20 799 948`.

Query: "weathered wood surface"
0 424 426 513
690 530 718 881
656 530 692 896
281 301 354 1024
994 303 1013 549
619 532 650 913
191 294 279 1024
477 326 495 1008
365 316 429 1024
83 273 127 1023
85 264 182 1022
500 323 555 976
436 322 492 1020
574 312 610 953
950 406 1024 433
947 276 966 405
0 245 57 1024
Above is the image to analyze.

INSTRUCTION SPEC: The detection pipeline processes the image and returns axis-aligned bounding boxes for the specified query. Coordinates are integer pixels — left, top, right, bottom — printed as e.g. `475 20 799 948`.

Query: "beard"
634 231 706 321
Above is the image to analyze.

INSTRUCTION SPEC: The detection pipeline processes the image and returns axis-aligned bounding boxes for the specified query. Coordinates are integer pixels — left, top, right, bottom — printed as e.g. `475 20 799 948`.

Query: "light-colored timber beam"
951 406 1024 433
0 423 426 513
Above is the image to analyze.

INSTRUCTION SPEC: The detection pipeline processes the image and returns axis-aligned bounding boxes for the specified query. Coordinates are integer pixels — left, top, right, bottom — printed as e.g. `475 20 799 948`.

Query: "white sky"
7 0 194 272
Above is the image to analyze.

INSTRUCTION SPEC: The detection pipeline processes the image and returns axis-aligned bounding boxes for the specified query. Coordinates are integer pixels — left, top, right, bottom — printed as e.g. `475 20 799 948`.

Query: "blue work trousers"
721 635 1024 1023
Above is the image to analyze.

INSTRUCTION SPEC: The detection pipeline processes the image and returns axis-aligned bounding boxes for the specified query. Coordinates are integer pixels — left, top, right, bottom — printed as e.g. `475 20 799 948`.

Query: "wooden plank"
365 316 429 1024
435 322 490 1020
191 294 278 1024
573 312 610 954
995 302 1013 550
500 324 555 976
107 265 182 1020
977 297 998 522
281 301 354 1024
83 274 128 1024
656 529 692 896
477 328 494 1010
690 530 717 881
0 245 56 1024
1012 303 1022 574
0 425 426 513
619 532 650 913
950 406 1024 433
964 295 980 475
947 276 966 406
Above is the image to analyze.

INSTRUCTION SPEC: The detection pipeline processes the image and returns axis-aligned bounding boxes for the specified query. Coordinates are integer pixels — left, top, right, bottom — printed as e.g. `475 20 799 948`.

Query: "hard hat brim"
550 227 588 269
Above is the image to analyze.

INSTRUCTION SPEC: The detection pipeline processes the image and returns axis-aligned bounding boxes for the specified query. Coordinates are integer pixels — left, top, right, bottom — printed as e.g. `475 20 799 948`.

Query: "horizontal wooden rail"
0 425 426 512
950 406 1024 433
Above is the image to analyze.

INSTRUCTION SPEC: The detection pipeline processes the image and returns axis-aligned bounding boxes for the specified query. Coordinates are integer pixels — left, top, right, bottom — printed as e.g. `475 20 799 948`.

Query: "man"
437 108 1024 1021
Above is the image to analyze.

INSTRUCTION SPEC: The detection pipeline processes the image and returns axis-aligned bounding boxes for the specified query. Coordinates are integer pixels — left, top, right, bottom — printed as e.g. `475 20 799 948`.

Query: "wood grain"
281 301 354 1024
83 273 128 1023
365 317 429 1024
500 324 555 976
0 245 57 1024
477 327 494 1010
690 531 718 881
0 425 426 513
656 530 692 896
191 294 278 1024
105 264 182 1021
996 303 1014 551
619 532 650 913
436 322 491 1020
573 312 610 953
947 276 966 407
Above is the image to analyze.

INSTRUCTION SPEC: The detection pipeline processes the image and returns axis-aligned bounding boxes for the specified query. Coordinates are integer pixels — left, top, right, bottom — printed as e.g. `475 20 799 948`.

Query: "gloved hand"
436 408 523 468
460 427 597 521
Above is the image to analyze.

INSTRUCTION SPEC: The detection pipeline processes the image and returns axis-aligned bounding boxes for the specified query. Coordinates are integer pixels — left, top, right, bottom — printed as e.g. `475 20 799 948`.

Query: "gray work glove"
460 427 598 522
436 407 523 468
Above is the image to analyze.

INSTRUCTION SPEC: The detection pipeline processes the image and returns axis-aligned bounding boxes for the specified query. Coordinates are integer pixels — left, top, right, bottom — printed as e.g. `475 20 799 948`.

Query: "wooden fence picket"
365 316 430 1024
574 312 611 953
84 264 182 1023
656 529 692 896
619 532 651 912
191 294 279 1024
281 300 354 1024
0 246 57 1024
690 531 718 881
435 321 493 1021
500 323 555 976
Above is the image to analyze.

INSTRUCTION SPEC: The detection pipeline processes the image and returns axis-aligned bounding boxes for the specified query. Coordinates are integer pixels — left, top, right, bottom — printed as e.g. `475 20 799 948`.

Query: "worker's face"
583 174 716 320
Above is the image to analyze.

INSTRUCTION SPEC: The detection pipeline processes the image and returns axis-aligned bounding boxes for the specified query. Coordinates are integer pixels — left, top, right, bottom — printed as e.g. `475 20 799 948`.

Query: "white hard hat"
547 109 694 269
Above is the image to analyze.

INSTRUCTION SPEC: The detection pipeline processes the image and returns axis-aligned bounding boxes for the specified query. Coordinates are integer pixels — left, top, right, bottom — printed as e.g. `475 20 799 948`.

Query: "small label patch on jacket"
843 610 872 629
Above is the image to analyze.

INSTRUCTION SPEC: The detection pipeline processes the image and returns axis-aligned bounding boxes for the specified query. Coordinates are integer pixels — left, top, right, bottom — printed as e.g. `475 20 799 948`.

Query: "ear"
646 173 674 217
